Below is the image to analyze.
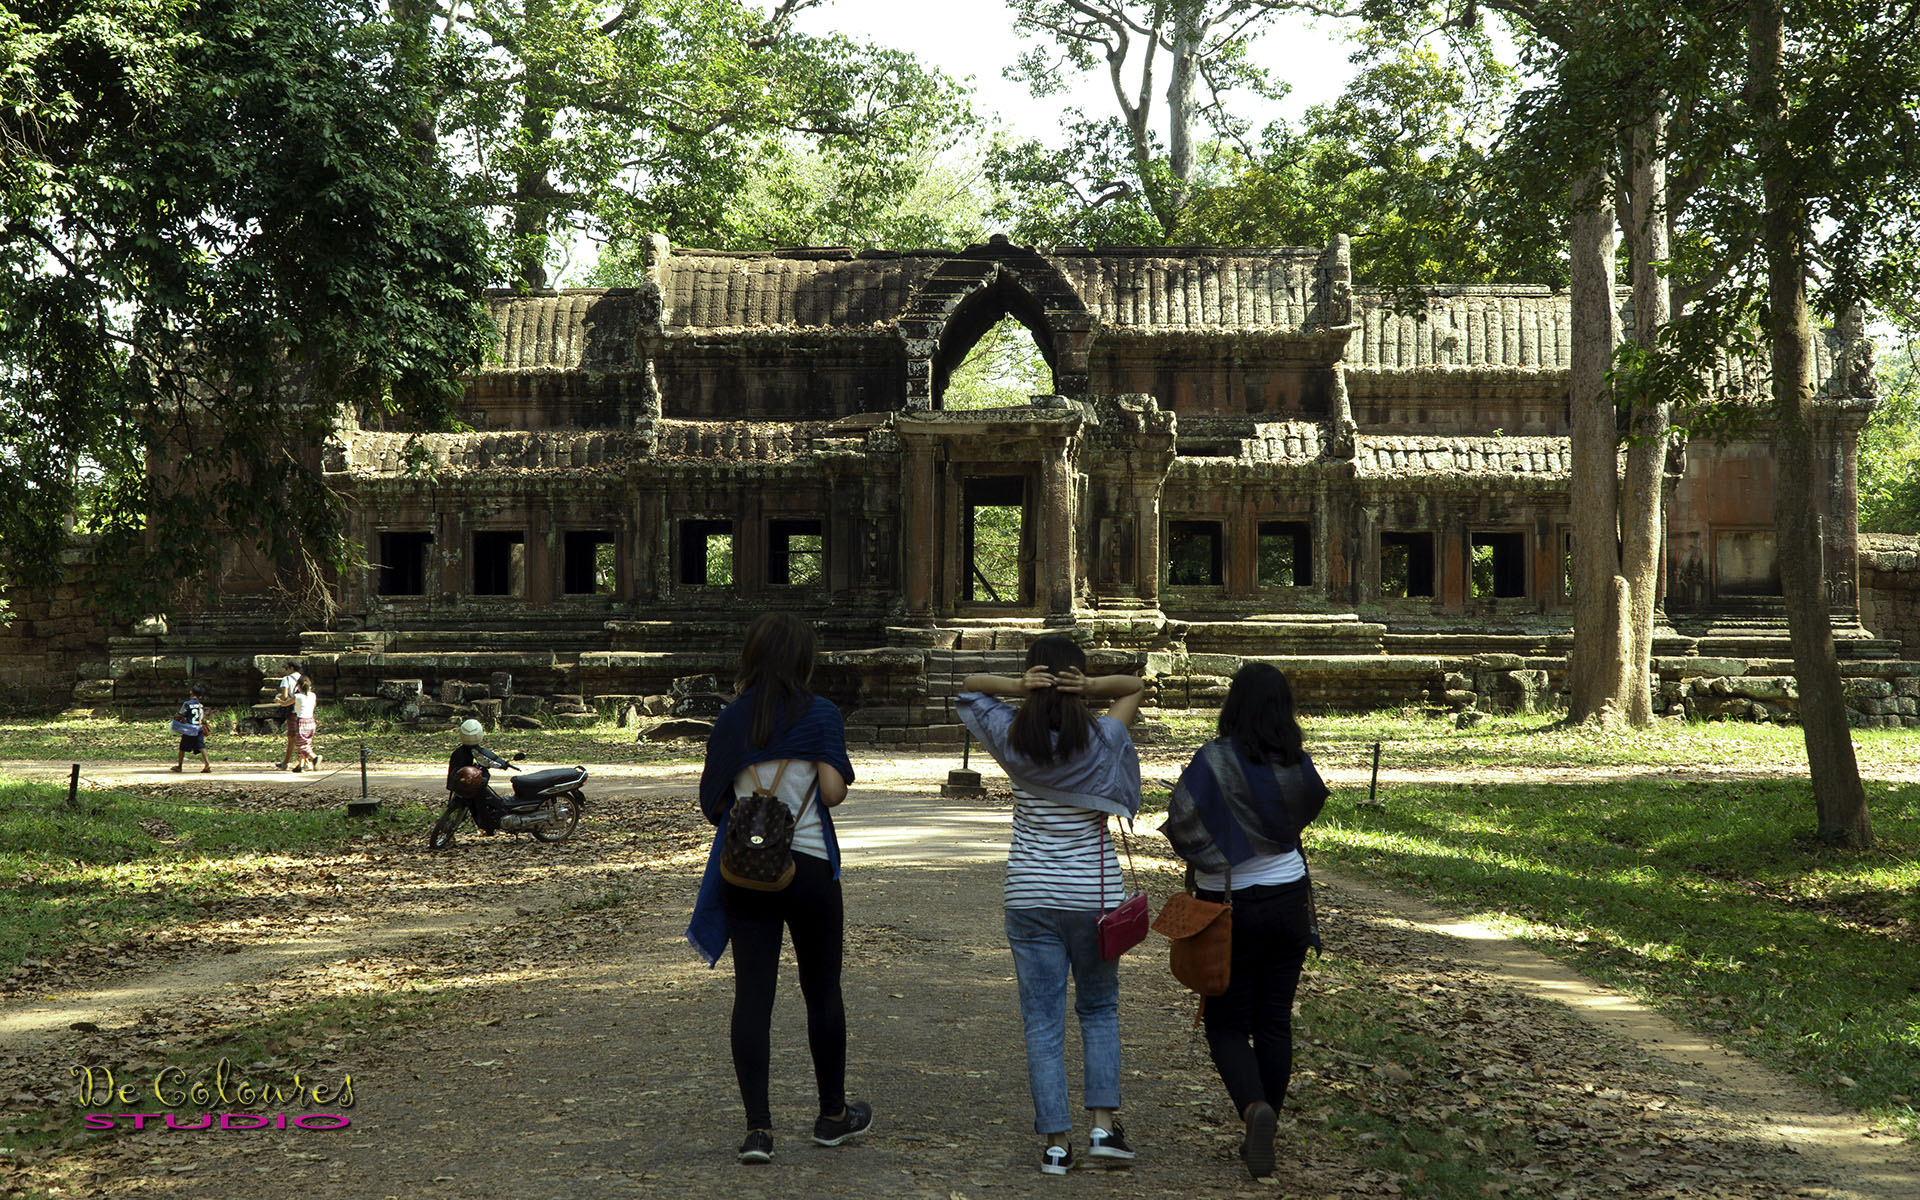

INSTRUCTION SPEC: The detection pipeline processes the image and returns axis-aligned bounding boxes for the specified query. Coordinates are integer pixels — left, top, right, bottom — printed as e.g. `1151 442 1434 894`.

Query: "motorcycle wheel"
428 801 465 850
532 790 583 843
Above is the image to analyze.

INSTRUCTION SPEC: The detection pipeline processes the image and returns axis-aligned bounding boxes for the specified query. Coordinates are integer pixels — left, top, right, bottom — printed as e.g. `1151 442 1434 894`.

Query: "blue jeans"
1003 907 1122 1135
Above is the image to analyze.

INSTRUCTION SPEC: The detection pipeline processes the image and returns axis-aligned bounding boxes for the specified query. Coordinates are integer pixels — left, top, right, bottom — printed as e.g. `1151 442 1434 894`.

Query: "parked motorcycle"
428 746 588 849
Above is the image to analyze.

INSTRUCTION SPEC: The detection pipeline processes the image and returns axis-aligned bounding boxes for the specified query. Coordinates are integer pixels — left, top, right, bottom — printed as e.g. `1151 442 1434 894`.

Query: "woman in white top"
290 677 320 772
689 613 869 1165
1161 663 1329 1180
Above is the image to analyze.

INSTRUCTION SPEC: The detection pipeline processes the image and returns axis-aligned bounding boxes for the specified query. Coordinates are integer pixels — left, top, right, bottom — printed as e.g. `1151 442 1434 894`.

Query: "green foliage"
1183 41 1565 288
427 0 969 282
1314 776 1920 1133
1860 338 1920 534
943 315 1052 409
968 505 1022 602
992 5 1561 290
703 531 733 586
0 0 494 616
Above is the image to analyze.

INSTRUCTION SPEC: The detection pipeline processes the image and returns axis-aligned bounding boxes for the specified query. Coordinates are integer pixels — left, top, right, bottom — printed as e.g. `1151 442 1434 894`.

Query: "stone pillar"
1040 445 1076 617
903 440 937 618
1136 481 1163 608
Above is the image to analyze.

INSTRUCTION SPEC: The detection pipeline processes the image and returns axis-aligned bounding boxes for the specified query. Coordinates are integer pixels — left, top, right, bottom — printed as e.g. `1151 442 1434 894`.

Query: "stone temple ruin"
27 235 1920 735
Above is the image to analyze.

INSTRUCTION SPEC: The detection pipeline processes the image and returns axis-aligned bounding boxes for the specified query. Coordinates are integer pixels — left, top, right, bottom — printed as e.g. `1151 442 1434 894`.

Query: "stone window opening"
679 519 734 587
1379 531 1435 598
563 531 616 595
1471 531 1528 599
1168 520 1225 587
1559 528 1575 600
1258 521 1313 588
472 531 526 596
943 314 1054 410
377 531 433 597
769 519 824 587
963 476 1026 603
934 279 1057 408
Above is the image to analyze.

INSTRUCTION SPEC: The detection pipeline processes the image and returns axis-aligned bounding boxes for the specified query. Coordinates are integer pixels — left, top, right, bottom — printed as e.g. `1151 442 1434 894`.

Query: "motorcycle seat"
510 766 587 799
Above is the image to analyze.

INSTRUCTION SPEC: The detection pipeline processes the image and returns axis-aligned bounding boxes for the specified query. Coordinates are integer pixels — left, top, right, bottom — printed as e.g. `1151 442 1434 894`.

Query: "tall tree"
0 0 494 616
420 0 967 285
1179 38 1564 287
997 0 1357 243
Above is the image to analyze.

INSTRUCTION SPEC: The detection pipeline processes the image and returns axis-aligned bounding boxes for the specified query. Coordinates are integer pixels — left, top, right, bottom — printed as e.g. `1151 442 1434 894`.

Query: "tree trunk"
1567 163 1625 722
1749 0 1872 847
512 0 558 289
1619 112 1672 726
391 0 441 170
1164 5 1200 217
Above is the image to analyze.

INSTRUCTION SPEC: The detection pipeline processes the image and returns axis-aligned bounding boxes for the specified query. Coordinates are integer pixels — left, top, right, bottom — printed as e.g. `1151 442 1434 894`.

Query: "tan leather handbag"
1152 864 1232 996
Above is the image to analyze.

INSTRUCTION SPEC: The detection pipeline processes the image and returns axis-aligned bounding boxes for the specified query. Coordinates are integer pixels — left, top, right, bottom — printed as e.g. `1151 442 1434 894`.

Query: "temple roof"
479 245 1856 400
1354 434 1572 479
1345 288 1570 372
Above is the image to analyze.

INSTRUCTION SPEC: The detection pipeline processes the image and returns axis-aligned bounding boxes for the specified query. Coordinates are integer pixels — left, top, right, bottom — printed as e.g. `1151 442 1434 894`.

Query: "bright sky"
790 0 1360 143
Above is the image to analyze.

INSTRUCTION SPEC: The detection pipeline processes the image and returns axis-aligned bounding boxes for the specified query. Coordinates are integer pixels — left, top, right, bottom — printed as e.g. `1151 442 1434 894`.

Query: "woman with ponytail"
956 635 1147 1175
687 613 870 1165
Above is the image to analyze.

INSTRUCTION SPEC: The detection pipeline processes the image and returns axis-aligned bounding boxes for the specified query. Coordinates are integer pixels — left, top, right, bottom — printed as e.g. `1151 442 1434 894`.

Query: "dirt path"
2 763 1916 1198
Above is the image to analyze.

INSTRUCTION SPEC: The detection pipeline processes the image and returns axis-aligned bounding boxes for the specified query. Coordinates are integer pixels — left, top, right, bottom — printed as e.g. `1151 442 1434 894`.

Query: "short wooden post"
347 742 379 818
1367 741 1382 806
66 763 80 809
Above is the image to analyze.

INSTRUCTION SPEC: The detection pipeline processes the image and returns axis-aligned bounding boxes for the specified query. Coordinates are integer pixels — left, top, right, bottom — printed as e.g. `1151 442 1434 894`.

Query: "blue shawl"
685 690 855 966
1162 739 1327 873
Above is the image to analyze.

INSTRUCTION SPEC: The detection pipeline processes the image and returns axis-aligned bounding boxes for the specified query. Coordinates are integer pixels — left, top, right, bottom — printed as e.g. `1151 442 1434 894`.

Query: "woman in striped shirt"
956 636 1146 1176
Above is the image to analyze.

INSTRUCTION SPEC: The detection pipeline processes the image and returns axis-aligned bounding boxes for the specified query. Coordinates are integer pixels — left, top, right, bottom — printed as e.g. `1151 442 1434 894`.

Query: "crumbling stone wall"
0 549 117 711
1859 534 1920 658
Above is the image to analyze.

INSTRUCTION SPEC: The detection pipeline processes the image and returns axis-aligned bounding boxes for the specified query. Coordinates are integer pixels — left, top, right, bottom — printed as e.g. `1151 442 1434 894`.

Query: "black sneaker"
738 1129 773 1164
1241 1101 1277 1179
1087 1122 1135 1164
812 1099 872 1146
1040 1143 1074 1175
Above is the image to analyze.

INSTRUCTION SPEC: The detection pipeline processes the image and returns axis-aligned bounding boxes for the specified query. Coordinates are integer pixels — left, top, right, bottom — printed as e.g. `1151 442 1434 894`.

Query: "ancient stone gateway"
88 236 1919 735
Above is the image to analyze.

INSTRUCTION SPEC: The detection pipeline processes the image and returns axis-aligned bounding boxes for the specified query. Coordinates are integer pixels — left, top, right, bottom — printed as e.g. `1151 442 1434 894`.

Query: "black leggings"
1196 878 1313 1116
723 852 846 1131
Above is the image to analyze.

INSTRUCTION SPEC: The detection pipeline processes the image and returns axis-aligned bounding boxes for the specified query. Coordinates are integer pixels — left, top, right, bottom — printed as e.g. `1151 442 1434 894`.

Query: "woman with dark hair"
1161 662 1329 1180
687 613 869 1165
957 635 1147 1175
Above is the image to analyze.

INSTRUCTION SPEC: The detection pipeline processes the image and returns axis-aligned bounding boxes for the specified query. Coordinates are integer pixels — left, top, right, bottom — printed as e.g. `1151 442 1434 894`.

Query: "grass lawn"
0 778 426 974
1159 706 1920 776
0 707 697 768
1307 777 1920 1139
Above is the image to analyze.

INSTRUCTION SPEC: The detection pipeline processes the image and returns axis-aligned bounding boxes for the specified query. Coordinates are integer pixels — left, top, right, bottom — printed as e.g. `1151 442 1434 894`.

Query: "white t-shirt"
1195 849 1305 892
278 673 301 703
292 692 318 719
732 760 827 860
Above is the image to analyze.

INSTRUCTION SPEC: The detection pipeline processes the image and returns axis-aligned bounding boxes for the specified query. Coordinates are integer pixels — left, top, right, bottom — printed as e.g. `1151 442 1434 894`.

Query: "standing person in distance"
274 661 301 769
687 613 870 1165
1161 663 1328 1180
956 636 1147 1176
171 685 211 774
290 676 320 772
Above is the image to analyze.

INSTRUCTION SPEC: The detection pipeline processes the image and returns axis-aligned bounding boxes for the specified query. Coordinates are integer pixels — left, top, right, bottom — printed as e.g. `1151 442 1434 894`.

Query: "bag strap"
1103 815 1143 908
749 759 816 826
1181 858 1232 905
749 758 793 797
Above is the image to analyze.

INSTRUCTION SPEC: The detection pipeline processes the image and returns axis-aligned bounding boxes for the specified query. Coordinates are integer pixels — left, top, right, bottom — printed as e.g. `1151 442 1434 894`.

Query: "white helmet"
458 718 484 746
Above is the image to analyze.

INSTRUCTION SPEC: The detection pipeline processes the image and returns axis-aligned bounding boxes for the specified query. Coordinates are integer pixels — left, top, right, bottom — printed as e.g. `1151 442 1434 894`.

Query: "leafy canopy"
0 0 494 615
